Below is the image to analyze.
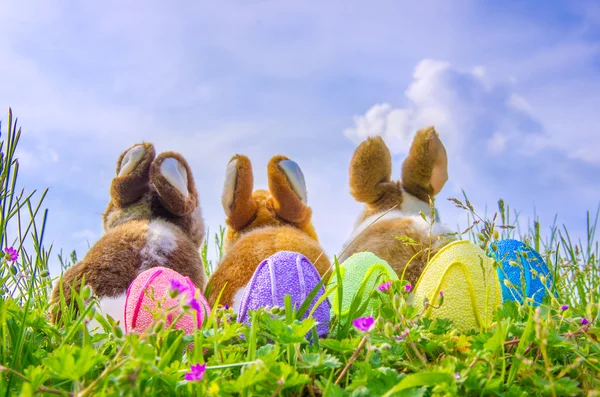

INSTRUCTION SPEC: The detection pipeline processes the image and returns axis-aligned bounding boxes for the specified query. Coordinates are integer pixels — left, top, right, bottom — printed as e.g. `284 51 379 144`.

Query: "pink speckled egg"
124 267 210 335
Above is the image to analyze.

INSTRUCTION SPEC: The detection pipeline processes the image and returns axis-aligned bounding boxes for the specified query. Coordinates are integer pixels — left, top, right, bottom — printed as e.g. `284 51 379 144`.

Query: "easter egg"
413 240 502 331
124 267 211 335
327 252 398 319
237 251 331 338
489 239 552 305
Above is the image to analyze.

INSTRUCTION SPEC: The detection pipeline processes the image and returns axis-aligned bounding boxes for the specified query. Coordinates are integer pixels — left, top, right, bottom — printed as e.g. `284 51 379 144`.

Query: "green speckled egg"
413 240 502 331
327 252 399 319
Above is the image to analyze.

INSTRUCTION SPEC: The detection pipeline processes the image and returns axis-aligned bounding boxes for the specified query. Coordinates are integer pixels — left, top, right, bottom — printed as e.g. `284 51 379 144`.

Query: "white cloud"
1 0 599 276
343 59 600 242
14 148 39 169
506 94 533 114
13 145 59 172
487 132 508 155
568 148 600 166
343 60 459 155
343 58 579 165
344 104 418 155
344 59 536 186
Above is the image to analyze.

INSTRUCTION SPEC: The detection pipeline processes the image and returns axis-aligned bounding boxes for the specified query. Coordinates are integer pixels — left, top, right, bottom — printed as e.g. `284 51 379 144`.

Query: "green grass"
1 109 599 396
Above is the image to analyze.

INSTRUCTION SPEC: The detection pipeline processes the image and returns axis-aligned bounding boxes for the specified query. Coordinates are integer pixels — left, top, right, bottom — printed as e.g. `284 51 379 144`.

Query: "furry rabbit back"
51 142 206 322
339 126 453 284
205 154 331 309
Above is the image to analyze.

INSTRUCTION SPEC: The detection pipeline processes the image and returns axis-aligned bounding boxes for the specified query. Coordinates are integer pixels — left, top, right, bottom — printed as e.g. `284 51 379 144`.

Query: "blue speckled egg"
489 239 552 305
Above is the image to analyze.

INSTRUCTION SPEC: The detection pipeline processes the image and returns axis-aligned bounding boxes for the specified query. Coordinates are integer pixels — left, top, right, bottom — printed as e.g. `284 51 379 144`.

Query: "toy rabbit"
339 126 453 284
51 142 206 325
205 154 331 309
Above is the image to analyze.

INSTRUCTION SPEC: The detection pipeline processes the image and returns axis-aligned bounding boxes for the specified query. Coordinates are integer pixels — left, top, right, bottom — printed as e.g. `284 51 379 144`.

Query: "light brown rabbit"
205 154 331 309
339 126 453 284
50 142 206 325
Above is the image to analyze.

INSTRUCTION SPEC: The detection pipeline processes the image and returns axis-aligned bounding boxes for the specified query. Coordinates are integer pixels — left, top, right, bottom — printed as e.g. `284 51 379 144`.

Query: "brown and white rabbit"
339 126 453 284
205 154 331 309
50 142 206 325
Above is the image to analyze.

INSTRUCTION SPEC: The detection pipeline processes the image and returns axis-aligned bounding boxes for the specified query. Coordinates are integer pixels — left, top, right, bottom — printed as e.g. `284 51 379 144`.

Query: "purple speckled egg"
237 251 331 339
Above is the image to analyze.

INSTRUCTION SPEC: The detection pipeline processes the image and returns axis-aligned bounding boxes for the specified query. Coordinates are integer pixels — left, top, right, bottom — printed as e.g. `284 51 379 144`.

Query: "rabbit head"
102 142 204 247
220 154 318 245
51 142 206 325
206 154 330 308
340 126 451 283
349 126 448 222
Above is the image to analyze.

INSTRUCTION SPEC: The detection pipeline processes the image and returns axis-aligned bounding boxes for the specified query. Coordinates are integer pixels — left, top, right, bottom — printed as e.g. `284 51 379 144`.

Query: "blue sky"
1 0 599 276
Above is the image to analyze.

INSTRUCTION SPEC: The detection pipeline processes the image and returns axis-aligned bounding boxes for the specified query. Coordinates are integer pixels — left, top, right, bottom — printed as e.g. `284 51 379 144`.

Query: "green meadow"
1 109 598 396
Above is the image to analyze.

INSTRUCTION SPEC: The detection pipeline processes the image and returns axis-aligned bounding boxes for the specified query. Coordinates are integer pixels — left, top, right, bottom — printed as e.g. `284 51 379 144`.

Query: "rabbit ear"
401 126 448 201
221 155 258 230
150 152 199 216
268 155 311 225
349 136 393 204
110 142 155 207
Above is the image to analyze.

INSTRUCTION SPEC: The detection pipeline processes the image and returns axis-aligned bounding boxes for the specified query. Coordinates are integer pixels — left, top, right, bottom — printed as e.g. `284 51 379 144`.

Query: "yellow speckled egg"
413 240 502 331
